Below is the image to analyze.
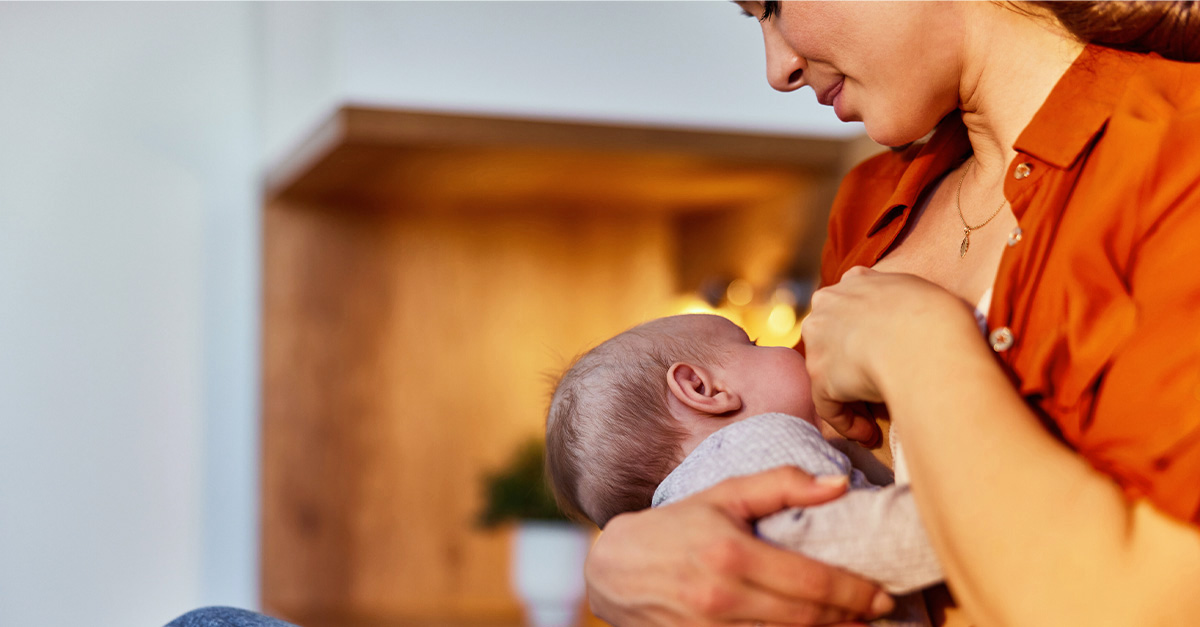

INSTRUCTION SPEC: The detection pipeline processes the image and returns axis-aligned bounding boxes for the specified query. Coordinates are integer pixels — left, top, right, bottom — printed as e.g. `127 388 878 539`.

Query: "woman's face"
737 1 965 147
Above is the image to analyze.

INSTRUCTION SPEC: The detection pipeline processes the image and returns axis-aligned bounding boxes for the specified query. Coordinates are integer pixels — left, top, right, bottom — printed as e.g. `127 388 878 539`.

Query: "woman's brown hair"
1027 1 1200 62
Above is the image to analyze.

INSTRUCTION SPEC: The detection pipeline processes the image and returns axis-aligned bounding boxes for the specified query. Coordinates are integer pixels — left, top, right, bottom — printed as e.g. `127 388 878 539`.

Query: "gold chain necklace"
955 157 1007 258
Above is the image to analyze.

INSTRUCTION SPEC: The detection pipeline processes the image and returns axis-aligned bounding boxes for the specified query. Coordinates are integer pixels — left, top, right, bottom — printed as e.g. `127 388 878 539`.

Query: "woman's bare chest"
870 171 1015 307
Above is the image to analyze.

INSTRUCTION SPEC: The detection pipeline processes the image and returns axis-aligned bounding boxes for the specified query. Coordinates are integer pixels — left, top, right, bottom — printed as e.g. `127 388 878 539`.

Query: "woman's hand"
802 267 977 442
585 467 895 626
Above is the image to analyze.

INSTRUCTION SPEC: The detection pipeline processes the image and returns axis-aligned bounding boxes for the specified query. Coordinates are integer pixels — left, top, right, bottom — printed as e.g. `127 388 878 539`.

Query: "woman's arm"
803 268 1200 626
887 325 1200 626
585 467 896 626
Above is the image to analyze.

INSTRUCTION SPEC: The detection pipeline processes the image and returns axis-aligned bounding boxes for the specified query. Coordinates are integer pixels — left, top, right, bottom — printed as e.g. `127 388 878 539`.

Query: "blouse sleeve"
1087 111 1200 524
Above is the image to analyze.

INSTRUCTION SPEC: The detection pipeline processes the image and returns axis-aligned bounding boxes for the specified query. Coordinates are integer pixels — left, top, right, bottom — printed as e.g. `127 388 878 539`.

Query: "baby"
544 314 943 626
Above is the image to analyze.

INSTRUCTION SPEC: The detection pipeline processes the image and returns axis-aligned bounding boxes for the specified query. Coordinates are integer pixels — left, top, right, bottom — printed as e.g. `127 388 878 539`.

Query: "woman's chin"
863 122 934 149
861 107 955 148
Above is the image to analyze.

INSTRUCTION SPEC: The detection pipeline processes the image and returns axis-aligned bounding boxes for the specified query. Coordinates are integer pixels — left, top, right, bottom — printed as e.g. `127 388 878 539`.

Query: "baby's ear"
666 362 741 416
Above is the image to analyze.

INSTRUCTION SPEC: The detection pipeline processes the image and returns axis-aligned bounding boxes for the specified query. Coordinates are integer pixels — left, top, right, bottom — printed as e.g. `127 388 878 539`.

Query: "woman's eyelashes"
736 1 777 22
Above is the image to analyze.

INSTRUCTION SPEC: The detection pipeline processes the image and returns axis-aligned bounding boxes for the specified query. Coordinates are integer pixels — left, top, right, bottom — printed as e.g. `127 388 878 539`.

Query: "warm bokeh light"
671 294 720 316
726 278 754 307
674 278 809 348
766 302 797 335
669 297 797 347
773 284 797 306
668 295 744 328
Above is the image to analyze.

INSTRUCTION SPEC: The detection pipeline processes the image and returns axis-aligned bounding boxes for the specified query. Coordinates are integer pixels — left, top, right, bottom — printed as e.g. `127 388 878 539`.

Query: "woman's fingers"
701 469 893 619
705 466 851 522
738 623 869 627
817 402 882 447
677 527 890 625
586 469 892 626
818 406 881 446
713 578 864 625
839 265 875 280
806 270 976 427
737 536 894 620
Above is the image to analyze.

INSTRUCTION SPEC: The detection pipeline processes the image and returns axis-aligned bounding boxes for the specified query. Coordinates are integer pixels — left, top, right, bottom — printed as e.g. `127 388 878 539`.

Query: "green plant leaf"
478 438 572 528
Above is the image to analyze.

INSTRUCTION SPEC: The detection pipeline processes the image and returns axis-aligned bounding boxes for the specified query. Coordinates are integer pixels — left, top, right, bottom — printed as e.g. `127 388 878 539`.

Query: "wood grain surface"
262 106 858 626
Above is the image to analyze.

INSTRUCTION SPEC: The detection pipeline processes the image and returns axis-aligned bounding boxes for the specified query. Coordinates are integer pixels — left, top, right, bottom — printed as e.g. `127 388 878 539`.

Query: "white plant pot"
511 521 592 627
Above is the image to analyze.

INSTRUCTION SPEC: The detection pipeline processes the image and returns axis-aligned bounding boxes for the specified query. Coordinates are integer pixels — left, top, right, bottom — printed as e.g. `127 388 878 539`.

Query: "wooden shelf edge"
263 105 855 203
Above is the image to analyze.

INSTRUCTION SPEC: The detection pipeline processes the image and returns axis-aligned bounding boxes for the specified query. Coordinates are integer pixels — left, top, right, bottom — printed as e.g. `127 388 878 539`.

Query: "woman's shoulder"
1123 53 1200 112
1097 51 1198 140
1022 47 1199 176
1106 54 1200 142
1089 54 1200 220
1016 48 1200 239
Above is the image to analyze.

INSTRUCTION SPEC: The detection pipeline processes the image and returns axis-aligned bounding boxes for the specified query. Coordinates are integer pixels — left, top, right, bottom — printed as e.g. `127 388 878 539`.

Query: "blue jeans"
166 607 301 627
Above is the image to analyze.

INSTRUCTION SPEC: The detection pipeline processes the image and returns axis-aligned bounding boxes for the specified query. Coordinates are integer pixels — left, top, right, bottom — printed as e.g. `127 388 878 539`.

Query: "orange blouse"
817 45 1200 525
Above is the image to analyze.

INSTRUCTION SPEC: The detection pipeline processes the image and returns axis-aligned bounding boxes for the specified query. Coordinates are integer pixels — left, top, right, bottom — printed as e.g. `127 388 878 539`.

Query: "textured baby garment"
653 413 944 626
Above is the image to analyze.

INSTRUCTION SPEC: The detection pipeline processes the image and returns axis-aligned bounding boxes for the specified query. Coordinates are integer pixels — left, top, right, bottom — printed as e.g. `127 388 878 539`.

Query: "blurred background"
0 2 876 627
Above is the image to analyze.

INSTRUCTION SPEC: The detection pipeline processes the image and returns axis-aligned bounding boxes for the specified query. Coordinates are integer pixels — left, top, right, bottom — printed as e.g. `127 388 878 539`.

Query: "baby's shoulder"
653 414 857 507
707 413 857 477
703 412 826 451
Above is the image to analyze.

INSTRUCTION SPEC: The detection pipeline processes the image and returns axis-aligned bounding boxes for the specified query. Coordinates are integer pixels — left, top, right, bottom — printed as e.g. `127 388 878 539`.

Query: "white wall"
0 3 857 626
261 1 860 165
0 3 259 625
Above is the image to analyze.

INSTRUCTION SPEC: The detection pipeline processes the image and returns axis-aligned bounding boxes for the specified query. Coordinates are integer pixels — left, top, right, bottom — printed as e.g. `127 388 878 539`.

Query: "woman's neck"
956 3 1085 182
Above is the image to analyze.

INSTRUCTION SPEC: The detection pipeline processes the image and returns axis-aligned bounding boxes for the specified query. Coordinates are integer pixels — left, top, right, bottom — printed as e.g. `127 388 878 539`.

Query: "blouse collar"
1014 44 1145 169
865 44 1145 236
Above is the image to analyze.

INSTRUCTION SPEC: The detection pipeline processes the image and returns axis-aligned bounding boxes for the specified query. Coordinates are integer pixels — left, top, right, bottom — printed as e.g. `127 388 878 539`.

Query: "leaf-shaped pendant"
959 230 970 258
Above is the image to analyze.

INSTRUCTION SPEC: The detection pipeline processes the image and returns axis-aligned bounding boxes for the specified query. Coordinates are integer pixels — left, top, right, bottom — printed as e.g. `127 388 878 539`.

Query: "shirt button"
989 327 1014 352
1014 163 1033 180
1007 226 1023 247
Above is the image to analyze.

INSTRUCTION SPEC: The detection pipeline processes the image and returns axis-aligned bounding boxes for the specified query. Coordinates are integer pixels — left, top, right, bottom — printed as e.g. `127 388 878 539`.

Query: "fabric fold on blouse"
808 44 1200 524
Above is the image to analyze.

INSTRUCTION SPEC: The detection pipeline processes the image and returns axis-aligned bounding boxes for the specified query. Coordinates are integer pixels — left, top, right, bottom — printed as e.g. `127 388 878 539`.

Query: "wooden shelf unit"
262 106 866 626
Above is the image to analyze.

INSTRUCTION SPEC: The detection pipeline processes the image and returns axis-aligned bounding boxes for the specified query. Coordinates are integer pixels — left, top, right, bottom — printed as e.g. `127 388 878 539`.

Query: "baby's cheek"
792 361 817 417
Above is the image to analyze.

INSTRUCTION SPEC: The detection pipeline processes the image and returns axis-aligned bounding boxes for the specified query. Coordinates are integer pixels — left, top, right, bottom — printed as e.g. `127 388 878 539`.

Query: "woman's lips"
820 78 849 120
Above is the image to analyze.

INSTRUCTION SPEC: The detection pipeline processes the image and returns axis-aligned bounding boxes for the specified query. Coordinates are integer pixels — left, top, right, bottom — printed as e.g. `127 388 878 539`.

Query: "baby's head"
545 314 814 527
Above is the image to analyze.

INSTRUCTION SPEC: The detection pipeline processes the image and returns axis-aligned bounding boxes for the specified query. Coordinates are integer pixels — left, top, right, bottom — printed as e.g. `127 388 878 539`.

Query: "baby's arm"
755 484 941 595
653 413 943 595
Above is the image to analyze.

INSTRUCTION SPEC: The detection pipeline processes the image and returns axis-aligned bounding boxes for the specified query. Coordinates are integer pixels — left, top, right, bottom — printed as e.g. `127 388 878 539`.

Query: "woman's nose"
762 25 806 92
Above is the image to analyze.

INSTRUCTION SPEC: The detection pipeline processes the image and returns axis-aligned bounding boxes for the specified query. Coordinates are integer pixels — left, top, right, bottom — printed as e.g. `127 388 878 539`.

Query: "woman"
586 2 1200 626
